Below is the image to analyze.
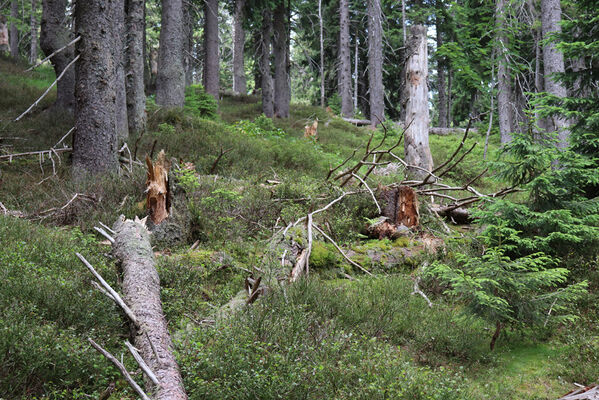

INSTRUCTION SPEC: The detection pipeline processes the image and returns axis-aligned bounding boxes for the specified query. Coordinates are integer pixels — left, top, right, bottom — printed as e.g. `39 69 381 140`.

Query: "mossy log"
113 217 187 400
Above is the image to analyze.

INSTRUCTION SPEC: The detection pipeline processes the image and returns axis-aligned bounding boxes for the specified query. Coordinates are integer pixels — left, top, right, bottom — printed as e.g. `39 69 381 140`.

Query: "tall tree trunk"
273 1 289 118
260 8 273 117
232 0 246 94
318 0 325 107
203 0 219 100
368 0 384 126
40 0 76 112
404 25 433 178
353 30 358 113
0 16 8 53
436 12 449 128
541 0 569 149
125 0 146 135
496 0 513 144
9 0 18 57
73 0 119 178
29 0 38 63
156 0 185 107
183 3 194 87
114 0 129 142
338 0 352 117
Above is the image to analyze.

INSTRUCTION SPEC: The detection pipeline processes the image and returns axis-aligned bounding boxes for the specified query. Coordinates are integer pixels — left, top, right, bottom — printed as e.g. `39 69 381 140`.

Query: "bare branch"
312 223 372 276
124 341 160 387
26 36 80 72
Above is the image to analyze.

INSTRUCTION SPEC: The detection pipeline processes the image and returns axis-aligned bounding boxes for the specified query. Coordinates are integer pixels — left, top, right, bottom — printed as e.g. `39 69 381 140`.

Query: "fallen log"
342 117 371 126
430 205 471 224
113 217 188 400
429 127 478 135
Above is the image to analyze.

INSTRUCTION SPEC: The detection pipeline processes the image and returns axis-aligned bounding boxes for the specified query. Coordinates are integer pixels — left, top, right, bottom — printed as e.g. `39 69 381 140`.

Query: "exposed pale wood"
88 338 151 400
125 341 160 386
145 150 170 225
76 253 139 328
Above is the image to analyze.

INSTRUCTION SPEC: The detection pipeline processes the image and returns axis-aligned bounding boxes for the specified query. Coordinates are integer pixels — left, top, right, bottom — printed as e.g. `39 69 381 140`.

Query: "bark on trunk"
73 0 119 178
114 0 129 142
353 30 359 113
318 0 325 107
0 16 8 53
338 0 352 118
203 0 219 100
9 0 18 57
436 13 449 128
496 0 513 144
156 0 185 107
260 8 273 117
113 218 188 399
232 0 247 94
40 0 76 112
404 25 433 178
367 0 384 126
125 0 147 135
273 1 289 118
490 321 502 351
541 0 569 149
29 0 38 64
183 3 194 87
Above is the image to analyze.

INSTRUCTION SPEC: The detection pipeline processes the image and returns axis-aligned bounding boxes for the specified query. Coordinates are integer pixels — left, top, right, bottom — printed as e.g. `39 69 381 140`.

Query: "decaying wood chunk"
145 150 171 225
304 119 318 140
397 185 419 227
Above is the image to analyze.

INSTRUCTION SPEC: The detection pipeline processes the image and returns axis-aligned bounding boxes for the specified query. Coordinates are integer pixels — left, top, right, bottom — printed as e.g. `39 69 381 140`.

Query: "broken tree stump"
113 217 188 400
370 185 419 239
145 151 191 247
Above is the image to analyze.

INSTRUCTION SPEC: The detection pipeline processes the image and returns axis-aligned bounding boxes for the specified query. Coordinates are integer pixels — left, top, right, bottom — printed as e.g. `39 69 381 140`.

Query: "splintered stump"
113 218 188 400
370 185 419 239
145 151 191 247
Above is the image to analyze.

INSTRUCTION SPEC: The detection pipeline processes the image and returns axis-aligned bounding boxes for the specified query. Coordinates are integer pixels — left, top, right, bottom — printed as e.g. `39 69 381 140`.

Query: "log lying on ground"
430 205 471 224
113 217 187 400
342 117 372 126
429 127 478 135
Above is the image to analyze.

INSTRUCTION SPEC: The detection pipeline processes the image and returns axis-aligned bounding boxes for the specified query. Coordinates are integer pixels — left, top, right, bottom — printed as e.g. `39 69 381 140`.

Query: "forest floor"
0 55 595 400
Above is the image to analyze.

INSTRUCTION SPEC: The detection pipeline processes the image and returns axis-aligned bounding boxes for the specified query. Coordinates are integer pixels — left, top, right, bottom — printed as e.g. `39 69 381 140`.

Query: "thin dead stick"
76 253 139 328
26 36 80 72
544 298 558 327
88 338 151 400
98 221 116 235
144 331 161 366
53 127 74 149
94 226 115 244
351 173 381 214
124 341 160 386
0 147 71 161
90 280 115 301
312 223 372 276
15 54 80 122
412 276 433 307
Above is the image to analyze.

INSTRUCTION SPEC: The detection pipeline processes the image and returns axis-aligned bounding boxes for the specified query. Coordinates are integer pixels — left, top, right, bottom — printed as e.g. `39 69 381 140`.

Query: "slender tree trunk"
368 0 384 126
260 7 273 117
404 25 433 177
436 13 448 128
40 0 76 112
273 1 289 117
29 0 38 63
353 31 358 113
125 0 146 135
447 64 452 125
496 0 513 144
73 0 119 178
114 0 129 142
490 321 502 351
9 0 18 57
232 0 246 94
183 3 194 87
203 0 219 100
318 0 325 107
541 0 569 149
0 16 8 53
338 0 352 117
156 0 185 107
401 0 406 45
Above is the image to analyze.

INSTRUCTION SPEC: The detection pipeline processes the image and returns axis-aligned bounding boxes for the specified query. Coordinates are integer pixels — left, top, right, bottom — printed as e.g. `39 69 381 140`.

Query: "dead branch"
76 253 140 328
94 226 115 244
209 146 233 174
15 54 80 122
411 275 433 307
0 147 71 161
88 338 151 400
431 117 473 175
124 341 160 387
26 36 80 72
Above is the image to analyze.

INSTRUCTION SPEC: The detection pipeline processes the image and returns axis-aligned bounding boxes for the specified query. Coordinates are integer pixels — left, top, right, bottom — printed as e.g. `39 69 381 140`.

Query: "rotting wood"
113 217 188 399
145 150 171 225
304 119 318 140
370 185 419 239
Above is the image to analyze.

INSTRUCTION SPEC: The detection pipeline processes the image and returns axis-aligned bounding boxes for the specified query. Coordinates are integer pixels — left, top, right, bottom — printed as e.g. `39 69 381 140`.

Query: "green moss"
310 241 339 269
393 236 412 248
